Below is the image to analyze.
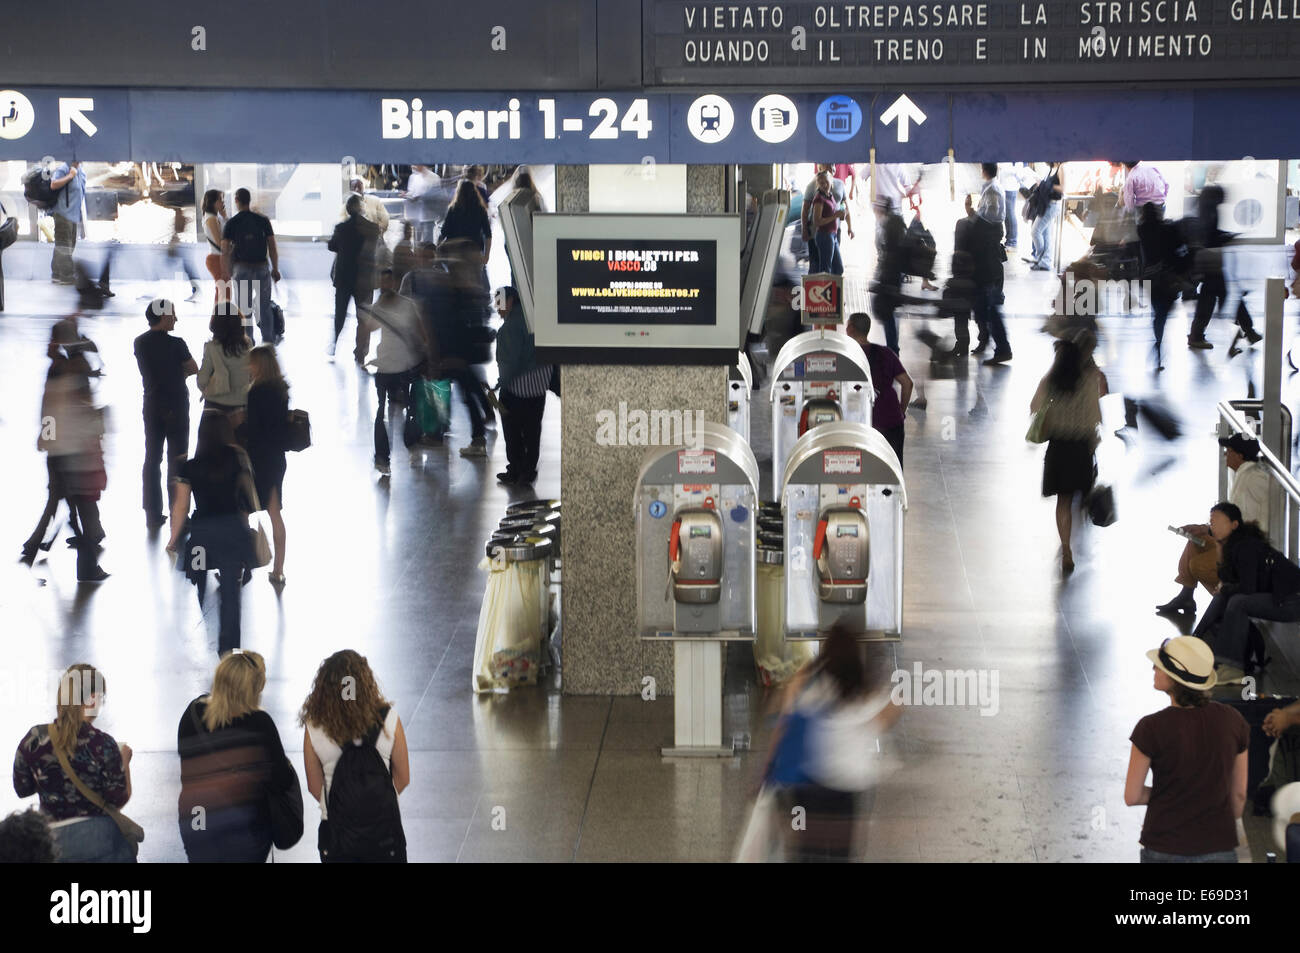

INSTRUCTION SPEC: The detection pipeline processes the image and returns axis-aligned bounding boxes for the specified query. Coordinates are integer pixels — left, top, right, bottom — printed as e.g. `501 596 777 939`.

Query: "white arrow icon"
58 98 97 137
879 94 925 144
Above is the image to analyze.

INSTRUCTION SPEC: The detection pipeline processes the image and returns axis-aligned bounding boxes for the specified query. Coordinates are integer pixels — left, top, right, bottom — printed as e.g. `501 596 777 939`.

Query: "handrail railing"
1217 399 1300 559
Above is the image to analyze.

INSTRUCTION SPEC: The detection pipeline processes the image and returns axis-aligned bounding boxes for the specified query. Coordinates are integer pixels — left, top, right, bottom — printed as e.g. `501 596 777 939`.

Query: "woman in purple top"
12 664 134 862
809 171 846 277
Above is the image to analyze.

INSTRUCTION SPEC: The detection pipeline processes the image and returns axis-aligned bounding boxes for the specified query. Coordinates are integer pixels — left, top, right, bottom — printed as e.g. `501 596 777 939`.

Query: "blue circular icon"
649 500 668 519
730 505 749 524
816 96 862 143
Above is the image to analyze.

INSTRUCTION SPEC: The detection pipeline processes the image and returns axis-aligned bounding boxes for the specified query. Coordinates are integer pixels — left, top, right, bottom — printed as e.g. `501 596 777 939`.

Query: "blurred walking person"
1030 333 1107 574
327 194 380 363
401 165 440 244
363 268 428 475
168 413 259 656
24 317 109 581
245 345 290 588
1137 202 1192 371
763 622 900 861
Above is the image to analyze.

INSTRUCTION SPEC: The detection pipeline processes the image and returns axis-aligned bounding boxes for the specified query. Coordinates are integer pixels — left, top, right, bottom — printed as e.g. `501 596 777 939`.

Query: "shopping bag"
1087 484 1117 527
734 788 784 863
1025 401 1051 444
249 517 272 568
413 378 451 436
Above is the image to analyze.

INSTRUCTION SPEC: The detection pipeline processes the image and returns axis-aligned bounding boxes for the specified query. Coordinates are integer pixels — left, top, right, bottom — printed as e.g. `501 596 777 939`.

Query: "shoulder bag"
1026 397 1052 444
47 727 144 857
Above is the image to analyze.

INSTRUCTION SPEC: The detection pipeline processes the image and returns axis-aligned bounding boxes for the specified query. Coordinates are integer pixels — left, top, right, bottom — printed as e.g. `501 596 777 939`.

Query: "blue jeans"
1004 190 1018 246
813 231 842 275
1195 591 1300 666
52 815 136 863
231 262 273 343
1140 847 1237 863
1031 202 1058 269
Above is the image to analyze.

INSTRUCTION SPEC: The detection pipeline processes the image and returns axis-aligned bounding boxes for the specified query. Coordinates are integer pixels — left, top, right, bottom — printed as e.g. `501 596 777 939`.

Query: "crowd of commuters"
6 159 1299 866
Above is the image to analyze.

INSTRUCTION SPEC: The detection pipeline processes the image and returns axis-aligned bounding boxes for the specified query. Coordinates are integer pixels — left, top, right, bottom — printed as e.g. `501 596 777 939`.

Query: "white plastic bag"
471 556 545 694
734 787 784 863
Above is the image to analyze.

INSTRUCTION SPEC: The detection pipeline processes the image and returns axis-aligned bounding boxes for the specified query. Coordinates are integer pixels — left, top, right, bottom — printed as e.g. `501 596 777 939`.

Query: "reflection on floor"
0 271 1297 862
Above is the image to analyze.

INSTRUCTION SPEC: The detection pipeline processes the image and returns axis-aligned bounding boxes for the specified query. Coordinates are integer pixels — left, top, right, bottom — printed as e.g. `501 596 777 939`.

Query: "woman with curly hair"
300 650 409 862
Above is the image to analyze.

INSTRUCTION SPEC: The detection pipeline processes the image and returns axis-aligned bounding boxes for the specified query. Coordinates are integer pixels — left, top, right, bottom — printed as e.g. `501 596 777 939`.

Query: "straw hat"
1146 636 1217 691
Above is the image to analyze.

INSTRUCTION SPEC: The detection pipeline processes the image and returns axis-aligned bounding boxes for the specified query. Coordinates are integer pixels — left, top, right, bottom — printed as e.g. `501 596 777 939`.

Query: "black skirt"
1042 438 1096 497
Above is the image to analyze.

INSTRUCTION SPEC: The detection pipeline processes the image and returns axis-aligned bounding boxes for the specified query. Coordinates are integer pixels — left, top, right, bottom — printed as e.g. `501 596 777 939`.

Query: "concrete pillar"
557 165 730 695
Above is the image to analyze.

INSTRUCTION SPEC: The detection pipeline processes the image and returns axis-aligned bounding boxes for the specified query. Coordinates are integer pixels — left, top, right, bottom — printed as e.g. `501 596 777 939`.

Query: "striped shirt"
505 365 553 399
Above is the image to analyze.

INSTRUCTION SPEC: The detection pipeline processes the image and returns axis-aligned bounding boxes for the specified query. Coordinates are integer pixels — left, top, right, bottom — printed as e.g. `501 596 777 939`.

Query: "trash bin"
472 535 554 694
753 547 816 686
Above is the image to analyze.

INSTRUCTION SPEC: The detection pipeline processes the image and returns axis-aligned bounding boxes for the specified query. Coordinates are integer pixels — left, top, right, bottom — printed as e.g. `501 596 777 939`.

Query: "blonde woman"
301 650 410 862
246 345 289 587
12 664 134 862
177 650 300 862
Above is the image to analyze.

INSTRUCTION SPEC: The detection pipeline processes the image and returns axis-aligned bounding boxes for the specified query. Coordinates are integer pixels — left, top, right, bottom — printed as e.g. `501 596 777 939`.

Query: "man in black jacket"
1194 502 1300 674
328 195 380 363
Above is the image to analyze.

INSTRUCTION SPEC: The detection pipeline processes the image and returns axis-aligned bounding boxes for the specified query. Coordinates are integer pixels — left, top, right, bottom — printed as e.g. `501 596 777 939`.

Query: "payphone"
780 422 906 639
815 508 870 604
767 330 873 495
727 352 753 444
635 422 759 755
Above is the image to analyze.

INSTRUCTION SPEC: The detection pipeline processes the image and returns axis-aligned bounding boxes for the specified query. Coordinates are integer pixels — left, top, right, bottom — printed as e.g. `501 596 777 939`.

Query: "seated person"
1192 502 1300 676
1158 434 1271 616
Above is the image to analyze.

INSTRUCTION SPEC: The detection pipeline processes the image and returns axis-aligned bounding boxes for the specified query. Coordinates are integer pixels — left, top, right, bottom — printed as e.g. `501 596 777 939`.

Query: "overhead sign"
0 88 128 159
3 85 1300 163
643 0 1300 86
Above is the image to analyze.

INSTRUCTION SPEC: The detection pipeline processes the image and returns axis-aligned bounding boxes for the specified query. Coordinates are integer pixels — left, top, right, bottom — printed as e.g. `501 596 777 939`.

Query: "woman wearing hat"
1192 501 1300 674
1125 635 1249 863
1157 435 1272 616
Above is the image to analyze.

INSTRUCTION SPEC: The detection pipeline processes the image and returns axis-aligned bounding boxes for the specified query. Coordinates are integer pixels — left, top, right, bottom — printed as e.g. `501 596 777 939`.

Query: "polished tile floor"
1 260 1297 862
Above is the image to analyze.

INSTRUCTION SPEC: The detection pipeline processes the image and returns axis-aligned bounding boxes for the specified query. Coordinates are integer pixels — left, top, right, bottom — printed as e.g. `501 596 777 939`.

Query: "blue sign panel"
0 88 130 161
2 84 1300 164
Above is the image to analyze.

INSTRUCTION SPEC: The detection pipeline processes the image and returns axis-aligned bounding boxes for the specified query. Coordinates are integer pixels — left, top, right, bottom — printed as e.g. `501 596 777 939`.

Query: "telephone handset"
668 507 723 605
798 396 843 436
815 507 869 604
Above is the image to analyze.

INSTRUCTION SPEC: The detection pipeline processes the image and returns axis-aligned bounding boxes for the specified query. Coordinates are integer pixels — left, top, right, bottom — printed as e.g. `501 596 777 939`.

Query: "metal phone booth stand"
634 422 759 756
728 351 753 444
780 422 907 642
767 330 874 498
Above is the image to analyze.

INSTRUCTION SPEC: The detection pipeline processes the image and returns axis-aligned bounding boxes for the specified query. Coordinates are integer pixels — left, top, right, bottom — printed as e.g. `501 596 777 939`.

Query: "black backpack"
230 213 269 263
322 707 406 862
23 167 63 211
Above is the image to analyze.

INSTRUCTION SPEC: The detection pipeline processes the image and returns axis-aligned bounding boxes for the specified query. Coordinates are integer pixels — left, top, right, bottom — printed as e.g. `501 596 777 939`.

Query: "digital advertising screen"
554 238 717 326
533 214 740 360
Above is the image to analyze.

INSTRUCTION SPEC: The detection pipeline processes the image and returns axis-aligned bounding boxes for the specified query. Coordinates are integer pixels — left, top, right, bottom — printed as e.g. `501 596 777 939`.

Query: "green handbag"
1026 399 1052 444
